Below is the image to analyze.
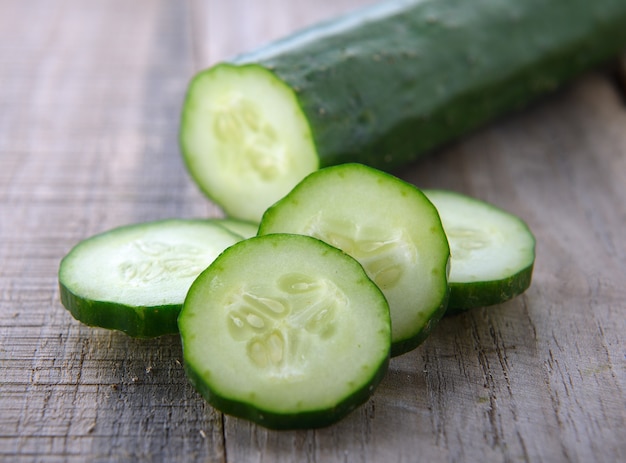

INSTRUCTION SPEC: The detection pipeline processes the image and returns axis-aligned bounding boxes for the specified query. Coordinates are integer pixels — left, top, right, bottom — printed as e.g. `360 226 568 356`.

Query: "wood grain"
1 1 625 462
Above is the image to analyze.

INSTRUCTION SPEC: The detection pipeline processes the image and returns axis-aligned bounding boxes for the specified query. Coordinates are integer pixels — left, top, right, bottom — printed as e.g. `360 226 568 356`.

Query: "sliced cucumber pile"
58 219 241 338
178 233 391 429
58 168 537 428
258 163 450 356
423 189 536 313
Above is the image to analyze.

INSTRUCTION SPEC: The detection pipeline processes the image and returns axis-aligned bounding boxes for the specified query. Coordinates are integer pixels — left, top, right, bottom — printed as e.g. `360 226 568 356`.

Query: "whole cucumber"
180 0 626 221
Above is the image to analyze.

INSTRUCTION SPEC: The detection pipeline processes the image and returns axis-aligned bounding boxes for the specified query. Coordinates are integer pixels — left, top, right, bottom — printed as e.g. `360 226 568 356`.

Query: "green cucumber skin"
59 283 179 338
233 0 626 169
390 288 448 357
446 264 534 315
182 354 389 430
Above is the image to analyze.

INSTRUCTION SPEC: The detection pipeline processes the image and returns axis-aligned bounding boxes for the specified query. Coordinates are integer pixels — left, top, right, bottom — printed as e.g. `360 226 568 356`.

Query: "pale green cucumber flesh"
258 164 450 356
179 64 318 222
178 233 391 429
58 219 241 338
423 189 536 312
213 217 259 239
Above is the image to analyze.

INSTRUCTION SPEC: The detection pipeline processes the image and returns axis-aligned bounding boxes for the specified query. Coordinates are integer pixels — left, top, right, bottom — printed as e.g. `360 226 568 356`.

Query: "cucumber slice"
423 190 536 313
58 219 241 338
180 64 319 222
258 164 450 356
178 233 391 429
214 217 258 239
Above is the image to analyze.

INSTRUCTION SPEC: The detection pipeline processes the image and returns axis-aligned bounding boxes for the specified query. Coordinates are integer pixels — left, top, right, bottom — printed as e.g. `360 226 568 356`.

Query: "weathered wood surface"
1 1 625 462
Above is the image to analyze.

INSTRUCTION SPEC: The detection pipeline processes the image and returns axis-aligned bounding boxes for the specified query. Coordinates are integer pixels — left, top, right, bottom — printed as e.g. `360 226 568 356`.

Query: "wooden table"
1 1 625 461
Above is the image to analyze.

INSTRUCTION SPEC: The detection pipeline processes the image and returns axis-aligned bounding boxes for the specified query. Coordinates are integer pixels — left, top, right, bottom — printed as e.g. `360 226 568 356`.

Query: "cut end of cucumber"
180 64 319 222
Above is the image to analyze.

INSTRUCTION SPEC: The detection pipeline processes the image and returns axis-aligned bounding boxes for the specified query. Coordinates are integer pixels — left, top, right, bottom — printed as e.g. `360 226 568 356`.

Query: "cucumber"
58 219 241 338
180 65 318 222
178 233 391 429
214 217 258 239
423 189 536 313
180 0 626 221
258 163 450 356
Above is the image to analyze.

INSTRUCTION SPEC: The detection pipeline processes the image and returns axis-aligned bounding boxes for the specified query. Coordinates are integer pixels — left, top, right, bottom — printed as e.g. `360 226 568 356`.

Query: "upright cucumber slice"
179 234 391 429
58 219 241 338
423 189 536 313
258 164 450 356
180 64 318 222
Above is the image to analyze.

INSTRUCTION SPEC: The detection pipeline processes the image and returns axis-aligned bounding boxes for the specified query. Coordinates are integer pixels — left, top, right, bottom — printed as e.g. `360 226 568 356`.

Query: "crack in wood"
614 52 626 105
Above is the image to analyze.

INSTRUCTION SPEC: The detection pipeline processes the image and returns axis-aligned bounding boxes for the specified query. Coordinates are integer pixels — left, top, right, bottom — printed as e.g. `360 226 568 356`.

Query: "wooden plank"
402 73 626 462
0 0 224 461
200 0 374 66
1 0 625 462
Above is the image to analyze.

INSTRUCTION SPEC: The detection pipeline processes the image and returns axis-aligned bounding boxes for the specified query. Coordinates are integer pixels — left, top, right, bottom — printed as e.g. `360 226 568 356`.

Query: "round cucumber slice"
180 63 319 222
423 189 536 313
58 219 241 338
178 233 391 429
258 163 450 356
